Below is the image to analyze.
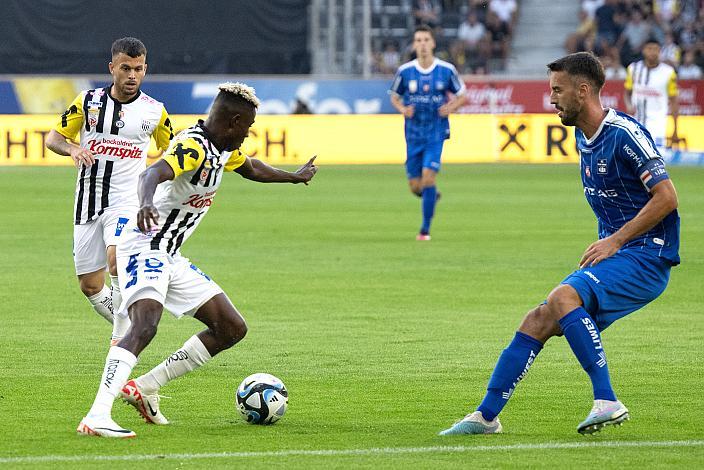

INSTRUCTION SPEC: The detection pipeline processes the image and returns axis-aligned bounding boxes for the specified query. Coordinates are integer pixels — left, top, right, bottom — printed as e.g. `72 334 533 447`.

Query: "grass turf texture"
0 164 702 469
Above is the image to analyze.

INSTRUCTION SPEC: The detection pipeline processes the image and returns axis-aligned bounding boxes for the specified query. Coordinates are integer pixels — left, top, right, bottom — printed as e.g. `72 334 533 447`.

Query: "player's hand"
403 105 415 118
137 205 159 233
69 146 96 168
294 156 318 185
438 104 451 117
579 235 622 268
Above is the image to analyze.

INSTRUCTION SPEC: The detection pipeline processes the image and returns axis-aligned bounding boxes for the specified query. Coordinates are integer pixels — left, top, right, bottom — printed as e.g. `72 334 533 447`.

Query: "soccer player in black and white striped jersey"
45 37 173 343
77 82 317 437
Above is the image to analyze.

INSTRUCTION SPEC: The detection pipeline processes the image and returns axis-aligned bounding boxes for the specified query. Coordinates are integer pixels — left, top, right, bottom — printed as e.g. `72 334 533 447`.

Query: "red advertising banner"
460 79 703 115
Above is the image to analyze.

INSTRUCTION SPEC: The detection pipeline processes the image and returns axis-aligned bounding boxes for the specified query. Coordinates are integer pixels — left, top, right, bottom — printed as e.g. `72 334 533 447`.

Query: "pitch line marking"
1 440 702 464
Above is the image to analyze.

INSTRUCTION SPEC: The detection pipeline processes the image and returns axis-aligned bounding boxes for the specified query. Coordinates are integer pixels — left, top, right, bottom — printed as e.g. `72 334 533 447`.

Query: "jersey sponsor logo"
86 138 142 159
183 190 216 209
623 144 643 166
597 159 608 174
88 100 103 109
581 317 603 350
436 82 444 91
408 80 417 93
584 187 618 198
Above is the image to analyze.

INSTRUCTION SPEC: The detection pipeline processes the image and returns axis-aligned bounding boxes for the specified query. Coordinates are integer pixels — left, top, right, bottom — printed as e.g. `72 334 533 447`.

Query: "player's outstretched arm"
45 129 95 167
579 179 678 268
235 156 317 185
137 160 175 233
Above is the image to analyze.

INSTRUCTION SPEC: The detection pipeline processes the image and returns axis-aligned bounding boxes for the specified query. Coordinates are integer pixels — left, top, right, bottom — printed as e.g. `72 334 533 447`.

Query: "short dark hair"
111 37 147 58
643 37 661 47
414 25 435 40
547 52 605 91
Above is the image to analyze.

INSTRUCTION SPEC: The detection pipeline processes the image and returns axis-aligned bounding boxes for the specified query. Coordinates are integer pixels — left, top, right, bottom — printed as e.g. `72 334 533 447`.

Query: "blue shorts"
561 249 671 331
405 139 444 179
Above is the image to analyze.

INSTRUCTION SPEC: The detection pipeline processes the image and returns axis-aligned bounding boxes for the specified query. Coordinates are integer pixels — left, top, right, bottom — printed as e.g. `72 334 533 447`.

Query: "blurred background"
0 0 702 165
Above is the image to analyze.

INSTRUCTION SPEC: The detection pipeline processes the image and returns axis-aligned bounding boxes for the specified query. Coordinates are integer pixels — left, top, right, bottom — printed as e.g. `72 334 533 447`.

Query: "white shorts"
73 206 136 275
116 247 223 319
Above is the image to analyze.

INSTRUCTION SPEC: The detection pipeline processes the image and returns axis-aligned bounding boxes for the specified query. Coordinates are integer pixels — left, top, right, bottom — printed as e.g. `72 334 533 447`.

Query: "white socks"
87 285 113 324
136 335 212 394
109 275 131 344
87 346 137 418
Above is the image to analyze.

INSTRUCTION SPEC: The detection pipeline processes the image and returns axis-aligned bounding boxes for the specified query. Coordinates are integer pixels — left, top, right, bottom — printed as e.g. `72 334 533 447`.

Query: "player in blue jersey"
440 52 680 436
389 25 467 241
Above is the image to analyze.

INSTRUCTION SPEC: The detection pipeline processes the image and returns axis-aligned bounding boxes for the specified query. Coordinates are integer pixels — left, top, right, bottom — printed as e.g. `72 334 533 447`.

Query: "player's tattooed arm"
136 160 175 233
45 130 95 167
235 156 317 185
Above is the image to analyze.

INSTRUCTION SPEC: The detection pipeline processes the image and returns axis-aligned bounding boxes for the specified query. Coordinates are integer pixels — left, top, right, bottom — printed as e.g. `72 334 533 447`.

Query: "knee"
129 305 162 344
409 180 422 195
519 305 561 342
217 314 248 349
79 277 104 297
421 174 436 188
545 285 582 318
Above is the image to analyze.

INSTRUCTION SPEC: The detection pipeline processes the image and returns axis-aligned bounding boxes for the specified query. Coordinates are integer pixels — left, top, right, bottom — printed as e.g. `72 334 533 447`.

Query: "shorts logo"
584 270 600 284
115 217 129 236
597 159 608 174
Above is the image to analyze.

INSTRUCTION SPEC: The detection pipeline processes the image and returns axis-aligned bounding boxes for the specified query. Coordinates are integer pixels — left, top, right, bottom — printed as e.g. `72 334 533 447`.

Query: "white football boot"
77 415 135 438
577 399 629 435
120 379 169 425
439 411 503 435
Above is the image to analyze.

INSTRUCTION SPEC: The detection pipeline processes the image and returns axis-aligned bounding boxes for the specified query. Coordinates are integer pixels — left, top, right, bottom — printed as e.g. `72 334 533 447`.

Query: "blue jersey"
576 109 680 265
390 58 465 142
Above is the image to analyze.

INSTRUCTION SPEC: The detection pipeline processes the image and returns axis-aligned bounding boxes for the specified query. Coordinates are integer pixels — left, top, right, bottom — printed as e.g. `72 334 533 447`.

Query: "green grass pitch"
0 164 702 468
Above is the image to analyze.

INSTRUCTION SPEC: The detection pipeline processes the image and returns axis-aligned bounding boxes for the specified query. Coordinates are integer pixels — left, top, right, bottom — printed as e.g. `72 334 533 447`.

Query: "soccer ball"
236 373 288 424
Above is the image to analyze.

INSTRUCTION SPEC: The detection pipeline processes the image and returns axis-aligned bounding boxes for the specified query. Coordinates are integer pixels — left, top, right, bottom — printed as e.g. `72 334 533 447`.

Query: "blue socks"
477 332 543 421
420 186 437 234
559 307 617 401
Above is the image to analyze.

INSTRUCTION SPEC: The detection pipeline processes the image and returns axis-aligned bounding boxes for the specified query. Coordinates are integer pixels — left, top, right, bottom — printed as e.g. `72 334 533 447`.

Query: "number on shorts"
125 254 139 288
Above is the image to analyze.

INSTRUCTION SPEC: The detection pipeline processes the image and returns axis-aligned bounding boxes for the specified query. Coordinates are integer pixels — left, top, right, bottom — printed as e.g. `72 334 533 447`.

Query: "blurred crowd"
566 0 704 79
371 0 519 75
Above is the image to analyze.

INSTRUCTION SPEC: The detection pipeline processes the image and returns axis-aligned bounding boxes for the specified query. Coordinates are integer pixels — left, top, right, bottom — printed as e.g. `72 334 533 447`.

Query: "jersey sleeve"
224 150 246 172
619 127 670 191
152 106 174 151
448 64 466 95
389 68 406 95
161 137 205 177
624 64 633 91
667 70 678 97
54 92 85 140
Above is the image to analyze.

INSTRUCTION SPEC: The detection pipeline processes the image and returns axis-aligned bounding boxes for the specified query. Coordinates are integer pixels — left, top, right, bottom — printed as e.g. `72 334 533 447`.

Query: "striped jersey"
389 58 466 142
55 87 173 225
119 120 246 256
624 61 677 145
576 108 680 265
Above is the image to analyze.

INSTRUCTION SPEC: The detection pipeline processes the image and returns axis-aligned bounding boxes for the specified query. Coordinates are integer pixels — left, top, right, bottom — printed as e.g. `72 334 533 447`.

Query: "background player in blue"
389 25 466 241
440 52 680 436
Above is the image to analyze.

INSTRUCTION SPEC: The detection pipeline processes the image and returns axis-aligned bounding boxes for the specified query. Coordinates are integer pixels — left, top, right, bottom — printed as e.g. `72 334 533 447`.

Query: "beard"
559 108 579 126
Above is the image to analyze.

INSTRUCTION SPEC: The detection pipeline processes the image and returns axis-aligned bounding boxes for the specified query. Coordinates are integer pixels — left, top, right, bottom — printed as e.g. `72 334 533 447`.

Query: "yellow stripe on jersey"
224 150 246 172
162 137 205 177
154 106 174 151
54 92 85 140
667 70 678 97
624 65 633 91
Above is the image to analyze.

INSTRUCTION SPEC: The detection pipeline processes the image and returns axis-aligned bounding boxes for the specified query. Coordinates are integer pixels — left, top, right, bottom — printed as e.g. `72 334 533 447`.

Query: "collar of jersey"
583 108 613 145
413 58 438 74
107 86 142 105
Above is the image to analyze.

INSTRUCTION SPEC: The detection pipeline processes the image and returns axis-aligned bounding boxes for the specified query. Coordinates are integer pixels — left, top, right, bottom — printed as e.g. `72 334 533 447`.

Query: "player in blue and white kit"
441 52 680 436
390 25 466 241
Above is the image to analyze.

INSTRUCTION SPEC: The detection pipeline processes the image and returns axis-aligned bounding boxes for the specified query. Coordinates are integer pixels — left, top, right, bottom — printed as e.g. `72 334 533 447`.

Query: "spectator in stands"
468 0 490 23
488 0 517 32
413 0 442 29
485 10 510 71
653 0 680 25
618 9 653 65
601 52 627 79
451 11 488 72
678 50 703 78
660 31 682 67
582 0 605 20
595 0 621 45
566 10 597 54
381 41 402 74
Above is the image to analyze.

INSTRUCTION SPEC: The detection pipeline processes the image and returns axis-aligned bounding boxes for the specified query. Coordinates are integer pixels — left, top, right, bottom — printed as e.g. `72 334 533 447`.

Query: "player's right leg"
102 210 133 345
439 303 559 435
74 217 112 323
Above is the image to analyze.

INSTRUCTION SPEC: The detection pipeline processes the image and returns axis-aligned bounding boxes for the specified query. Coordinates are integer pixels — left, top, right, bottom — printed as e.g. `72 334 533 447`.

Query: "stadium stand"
566 0 704 77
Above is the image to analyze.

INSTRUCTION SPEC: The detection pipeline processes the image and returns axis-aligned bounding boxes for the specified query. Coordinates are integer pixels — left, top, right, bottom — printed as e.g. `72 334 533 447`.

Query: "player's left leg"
418 141 443 239
103 211 133 345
